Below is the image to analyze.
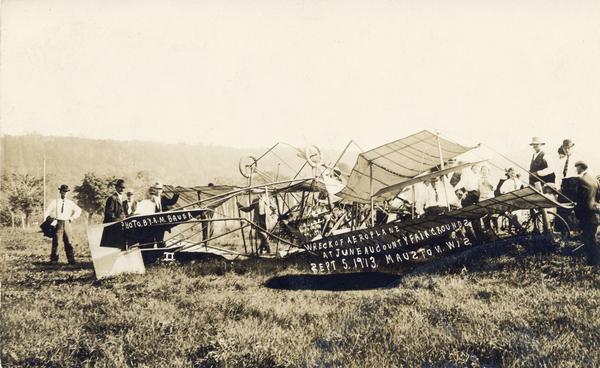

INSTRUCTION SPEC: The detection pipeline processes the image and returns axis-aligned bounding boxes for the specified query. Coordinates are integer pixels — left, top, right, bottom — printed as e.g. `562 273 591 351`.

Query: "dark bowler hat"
58 184 70 192
574 161 588 169
561 139 575 148
115 179 126 188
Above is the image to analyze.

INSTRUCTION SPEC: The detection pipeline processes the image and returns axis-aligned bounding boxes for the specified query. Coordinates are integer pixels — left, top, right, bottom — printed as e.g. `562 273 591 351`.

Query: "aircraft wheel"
304 145 322 168
239 155 258 178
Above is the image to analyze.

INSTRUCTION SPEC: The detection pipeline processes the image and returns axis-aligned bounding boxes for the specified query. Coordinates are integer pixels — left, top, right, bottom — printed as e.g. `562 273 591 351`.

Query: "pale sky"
2 0 600 155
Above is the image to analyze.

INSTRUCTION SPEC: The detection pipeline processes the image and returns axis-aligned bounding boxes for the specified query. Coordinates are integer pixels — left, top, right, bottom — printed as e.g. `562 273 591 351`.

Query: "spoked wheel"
304 145 322 168
524 210 571 245
239 155 258 178
494 213 527 238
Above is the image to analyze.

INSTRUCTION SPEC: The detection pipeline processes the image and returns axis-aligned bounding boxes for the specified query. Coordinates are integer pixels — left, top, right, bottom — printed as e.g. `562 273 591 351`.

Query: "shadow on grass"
32 260 94 271
264 272 401 291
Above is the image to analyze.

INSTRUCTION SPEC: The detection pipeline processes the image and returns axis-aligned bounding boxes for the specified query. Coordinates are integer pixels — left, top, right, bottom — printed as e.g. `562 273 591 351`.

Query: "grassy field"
1 225 599 368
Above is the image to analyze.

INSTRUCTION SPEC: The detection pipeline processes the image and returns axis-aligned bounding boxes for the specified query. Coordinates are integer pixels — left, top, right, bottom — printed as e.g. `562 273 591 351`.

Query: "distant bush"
73 172 116 222
1 173 43 227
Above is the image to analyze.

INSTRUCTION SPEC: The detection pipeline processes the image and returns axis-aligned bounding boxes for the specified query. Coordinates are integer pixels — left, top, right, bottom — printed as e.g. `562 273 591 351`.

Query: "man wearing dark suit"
574 161 600 266
528 137 555 187
103 179 126 223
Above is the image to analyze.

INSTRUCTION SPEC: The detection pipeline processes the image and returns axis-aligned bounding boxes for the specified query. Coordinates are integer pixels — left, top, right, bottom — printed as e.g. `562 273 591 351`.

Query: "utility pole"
43 156 47 219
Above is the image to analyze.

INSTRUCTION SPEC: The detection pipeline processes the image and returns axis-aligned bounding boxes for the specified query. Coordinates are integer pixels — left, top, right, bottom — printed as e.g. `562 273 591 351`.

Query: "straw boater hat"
151 181 164 190
529 137 545 146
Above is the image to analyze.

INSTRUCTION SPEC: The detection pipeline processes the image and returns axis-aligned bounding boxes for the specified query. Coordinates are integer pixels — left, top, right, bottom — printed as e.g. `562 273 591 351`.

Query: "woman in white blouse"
499 168 525 194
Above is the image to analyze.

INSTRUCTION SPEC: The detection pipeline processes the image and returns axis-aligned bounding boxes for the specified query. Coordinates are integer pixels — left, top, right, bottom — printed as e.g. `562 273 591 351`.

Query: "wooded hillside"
1 134 351 191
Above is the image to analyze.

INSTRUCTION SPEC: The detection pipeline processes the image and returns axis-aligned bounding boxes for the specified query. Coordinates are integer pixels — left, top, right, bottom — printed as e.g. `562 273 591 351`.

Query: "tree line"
0 171 154 227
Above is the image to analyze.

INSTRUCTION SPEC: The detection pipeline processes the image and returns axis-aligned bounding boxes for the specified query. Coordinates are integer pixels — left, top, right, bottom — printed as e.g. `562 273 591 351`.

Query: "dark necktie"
434 186 439 202
61 200 64 213
563 155 570 177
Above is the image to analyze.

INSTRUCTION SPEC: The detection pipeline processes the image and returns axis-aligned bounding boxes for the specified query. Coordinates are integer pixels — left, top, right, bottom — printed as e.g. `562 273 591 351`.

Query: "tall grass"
1 226 598 367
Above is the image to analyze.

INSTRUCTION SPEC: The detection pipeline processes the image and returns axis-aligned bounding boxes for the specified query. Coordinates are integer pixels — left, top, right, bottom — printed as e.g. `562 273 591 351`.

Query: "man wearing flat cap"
573 161 600 266
43 184 82 264
104 179 127 223
528 137 556 188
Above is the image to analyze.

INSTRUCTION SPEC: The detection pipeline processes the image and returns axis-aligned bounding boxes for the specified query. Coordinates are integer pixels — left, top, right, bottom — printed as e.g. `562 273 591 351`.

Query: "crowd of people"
103 179 180 222
394 160 526 218
42 180 180 263
388 137 599 266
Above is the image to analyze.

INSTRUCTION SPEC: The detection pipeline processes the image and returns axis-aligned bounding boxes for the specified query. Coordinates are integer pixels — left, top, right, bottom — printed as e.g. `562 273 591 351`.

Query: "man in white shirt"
422 177 460 216
43 184 82 264
237 192 275 253
454 165 481 207
145 182 180 248
553 139 581 190
529 137 556 189
553 139 580 234
403 182 429 217
479 166 499 201
151 181 180 213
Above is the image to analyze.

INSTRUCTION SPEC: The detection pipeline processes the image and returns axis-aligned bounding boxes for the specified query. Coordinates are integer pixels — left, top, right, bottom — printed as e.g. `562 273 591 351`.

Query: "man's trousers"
51 220 75 263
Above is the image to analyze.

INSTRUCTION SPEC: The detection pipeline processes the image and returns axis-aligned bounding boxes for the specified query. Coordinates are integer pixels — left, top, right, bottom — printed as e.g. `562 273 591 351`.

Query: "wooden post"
436 134 451 211
411 184 416 219
534 182 550 234
369 162 374 227
42 157 46 221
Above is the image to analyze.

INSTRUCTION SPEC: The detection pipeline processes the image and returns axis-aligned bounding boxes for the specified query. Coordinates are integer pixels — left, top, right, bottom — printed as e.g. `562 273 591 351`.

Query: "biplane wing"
338 130 476 203
88 225 146 279
377 186 570 233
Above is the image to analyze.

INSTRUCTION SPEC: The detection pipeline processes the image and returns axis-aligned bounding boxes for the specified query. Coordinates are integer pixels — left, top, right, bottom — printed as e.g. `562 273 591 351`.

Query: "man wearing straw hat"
150 181 180 213
149 181 180 247
43 184 82 264
528 137 555 188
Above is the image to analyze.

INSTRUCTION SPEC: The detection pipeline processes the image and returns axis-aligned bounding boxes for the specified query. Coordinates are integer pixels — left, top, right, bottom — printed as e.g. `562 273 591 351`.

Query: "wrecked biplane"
88 130 574 278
